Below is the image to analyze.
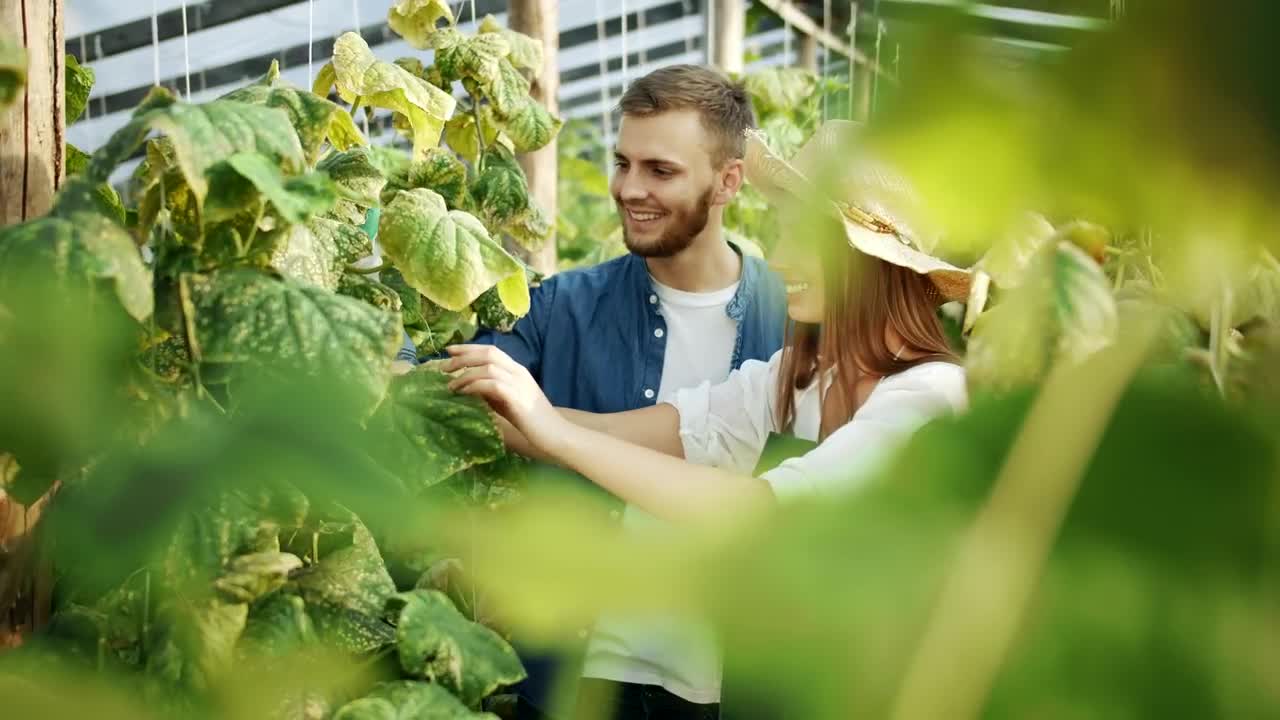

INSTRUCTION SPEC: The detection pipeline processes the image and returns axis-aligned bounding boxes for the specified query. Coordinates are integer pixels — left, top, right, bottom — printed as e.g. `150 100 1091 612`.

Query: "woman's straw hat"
743 120 972 302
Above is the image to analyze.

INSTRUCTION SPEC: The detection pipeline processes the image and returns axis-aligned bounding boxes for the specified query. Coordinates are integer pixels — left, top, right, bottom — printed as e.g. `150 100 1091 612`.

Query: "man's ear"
715 159 745 206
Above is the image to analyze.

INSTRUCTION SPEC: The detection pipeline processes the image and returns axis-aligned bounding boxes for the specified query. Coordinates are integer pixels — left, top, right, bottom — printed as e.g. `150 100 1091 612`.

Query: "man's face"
610 110 722 258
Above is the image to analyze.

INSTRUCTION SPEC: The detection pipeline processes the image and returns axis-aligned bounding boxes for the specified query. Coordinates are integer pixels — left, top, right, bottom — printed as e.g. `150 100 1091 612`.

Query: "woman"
444 120 971 523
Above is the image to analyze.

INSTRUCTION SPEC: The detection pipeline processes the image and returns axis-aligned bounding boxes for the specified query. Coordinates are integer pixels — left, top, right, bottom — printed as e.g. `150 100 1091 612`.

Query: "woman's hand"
444 345 568 456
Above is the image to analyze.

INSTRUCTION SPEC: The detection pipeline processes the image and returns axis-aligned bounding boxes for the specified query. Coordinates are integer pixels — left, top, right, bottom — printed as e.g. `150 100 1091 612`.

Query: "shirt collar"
627 241 757 320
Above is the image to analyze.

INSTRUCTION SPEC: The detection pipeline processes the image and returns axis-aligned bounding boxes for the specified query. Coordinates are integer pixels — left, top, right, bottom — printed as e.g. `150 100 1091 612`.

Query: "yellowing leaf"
479 14 543 73
495 270 530 316
502 97 562 153
484 58 529 118
318 33 456 160
221 60 365 165
377 188 523 311
435 31 510 87
387 0 455 50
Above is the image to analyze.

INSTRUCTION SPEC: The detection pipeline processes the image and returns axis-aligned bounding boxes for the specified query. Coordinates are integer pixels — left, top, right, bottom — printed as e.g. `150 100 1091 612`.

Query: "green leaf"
89 90 307 207
207 152 338 225
977 213 1060 289
394 147 471 209
271 217 371 290
502 203 551 251
0 211 153 322
221 59 365 165
317 33 456 160
435 30 510 87
65 142 90 175
238 593 317 659
148 598 250 691
744 67 818 116
333 681 497 720
215 551 304 604
382 268 424 326
319 147 389 223
378 188 523 311
443 110 497 164
479 15 543 73
53 171 127 225
472 285 520 332
339 273 405 319
472 147 529 228
388 589 525 706
483 58 530 118
387 0 456 50
967 241 1118 392
180 270 401 411
0 34 26 112
370 370 504 490
410 301 471 355
65 54 94 124
293 518 398 654
502 98 561 153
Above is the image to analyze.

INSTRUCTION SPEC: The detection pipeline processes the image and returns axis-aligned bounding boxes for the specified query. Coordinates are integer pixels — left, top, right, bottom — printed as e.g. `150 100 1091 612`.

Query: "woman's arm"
557 405 685 458
542 419 774 524
445 344 772 524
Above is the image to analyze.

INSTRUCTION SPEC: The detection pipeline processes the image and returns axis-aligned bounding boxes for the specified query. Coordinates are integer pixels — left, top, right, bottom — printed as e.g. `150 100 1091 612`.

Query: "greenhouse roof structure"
64 0 1112 181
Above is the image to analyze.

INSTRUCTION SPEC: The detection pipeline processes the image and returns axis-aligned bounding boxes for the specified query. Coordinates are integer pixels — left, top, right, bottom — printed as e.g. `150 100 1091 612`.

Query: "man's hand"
444 344 569 458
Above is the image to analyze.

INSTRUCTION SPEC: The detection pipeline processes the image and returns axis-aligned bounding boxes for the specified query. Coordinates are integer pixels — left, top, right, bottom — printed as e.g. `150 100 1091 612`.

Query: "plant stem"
240 200 267 259
472 100 487 168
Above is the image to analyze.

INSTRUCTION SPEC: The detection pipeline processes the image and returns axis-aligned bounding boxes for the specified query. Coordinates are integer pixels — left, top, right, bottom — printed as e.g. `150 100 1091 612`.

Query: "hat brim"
744 128 972 303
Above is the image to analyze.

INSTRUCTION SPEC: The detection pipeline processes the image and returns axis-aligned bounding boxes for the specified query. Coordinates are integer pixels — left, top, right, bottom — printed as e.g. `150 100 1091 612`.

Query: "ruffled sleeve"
761 363 967 501
668 351 783 473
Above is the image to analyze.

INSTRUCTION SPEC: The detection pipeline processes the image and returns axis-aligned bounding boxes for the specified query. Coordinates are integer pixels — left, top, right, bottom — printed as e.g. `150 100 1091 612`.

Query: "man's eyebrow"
613 150 685 169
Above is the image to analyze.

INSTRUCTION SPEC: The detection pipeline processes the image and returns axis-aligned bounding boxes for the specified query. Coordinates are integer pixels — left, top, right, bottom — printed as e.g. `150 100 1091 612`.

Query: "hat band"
835 201 914 248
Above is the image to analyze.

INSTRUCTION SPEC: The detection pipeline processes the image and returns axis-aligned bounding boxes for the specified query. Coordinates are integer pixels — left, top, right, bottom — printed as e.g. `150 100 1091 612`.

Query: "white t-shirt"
581 277 739 704
672 350 968 500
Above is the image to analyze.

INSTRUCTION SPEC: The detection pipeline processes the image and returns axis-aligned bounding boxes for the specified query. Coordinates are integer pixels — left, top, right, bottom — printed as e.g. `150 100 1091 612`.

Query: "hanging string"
706 0 716 67
353 0 369 136
620 0 628 86
682 0 695 55
783 12 791 62
871 20 883 118
308 0 315 85
848 2 856 120
637 8 647 65
150 0 161 87
180 0 192 100
78 34 90 119
822 0 831 120
593 0 613 175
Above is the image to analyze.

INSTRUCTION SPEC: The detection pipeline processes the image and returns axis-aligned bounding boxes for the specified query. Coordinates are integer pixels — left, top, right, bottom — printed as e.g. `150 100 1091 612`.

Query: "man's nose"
614 172 647 202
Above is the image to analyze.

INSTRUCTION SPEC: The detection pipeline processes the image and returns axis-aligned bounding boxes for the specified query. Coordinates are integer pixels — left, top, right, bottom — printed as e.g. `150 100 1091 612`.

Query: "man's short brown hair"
617 64 757 166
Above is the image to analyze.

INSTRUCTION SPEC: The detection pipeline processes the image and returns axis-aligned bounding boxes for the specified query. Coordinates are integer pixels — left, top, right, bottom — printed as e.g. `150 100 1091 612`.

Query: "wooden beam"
509 0 558 276
757 0 893 81
710 0 745 74
1 0 66 226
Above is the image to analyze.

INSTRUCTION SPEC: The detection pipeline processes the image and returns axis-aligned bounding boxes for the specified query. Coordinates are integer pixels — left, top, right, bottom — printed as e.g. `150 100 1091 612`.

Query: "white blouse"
670 350 968 500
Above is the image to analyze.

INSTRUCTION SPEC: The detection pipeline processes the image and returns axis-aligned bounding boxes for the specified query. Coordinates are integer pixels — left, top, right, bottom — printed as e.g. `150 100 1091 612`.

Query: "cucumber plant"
0 4 559 716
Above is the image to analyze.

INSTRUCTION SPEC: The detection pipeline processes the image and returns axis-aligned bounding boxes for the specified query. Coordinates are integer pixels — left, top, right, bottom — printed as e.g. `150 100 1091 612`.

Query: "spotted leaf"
221 59 365 164
333 681 496 720
377 188 523 311
369 369 503 491
180 269 401 412
387 589 525 706
479 14 543 73
387 0 456 50
501 97 561 153
316 33 456 160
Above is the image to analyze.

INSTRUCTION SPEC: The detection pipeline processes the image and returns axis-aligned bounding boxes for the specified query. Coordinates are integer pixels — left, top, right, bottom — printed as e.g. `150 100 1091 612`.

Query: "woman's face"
767 209 829 325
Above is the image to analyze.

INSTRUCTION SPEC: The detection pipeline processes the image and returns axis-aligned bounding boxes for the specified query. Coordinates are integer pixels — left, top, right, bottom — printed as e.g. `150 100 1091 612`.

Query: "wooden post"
508 0 558 276
0 0 63 648
797 32 818 71
0 0 65 227
710 0 744 74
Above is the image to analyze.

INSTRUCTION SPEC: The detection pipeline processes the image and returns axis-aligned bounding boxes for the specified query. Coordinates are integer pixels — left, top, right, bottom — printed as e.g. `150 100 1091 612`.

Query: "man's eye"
653 168 671 177
613 160 628 169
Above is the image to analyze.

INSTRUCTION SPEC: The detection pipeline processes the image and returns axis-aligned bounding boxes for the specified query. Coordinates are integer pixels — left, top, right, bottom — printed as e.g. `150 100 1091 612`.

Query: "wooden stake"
509 0 559 276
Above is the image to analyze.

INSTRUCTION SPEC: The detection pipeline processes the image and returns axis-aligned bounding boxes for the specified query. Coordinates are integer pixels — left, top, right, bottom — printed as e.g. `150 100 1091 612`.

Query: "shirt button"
654 328 664 338
643 388 655 399
649 294 658 304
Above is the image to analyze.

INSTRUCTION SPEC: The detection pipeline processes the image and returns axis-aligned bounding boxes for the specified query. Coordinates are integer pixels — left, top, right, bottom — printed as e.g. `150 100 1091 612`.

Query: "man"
471 64 787 720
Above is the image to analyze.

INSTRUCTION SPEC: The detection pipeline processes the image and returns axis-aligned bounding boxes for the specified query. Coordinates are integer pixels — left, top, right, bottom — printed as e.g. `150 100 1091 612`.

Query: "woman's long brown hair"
775 224 959 438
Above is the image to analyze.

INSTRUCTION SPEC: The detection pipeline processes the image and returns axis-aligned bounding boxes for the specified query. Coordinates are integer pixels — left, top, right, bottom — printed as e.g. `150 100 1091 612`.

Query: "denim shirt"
471 248 788 414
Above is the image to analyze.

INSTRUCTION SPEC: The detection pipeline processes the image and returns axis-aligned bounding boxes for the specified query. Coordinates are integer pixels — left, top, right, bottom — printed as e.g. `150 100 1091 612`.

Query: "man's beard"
619 186 714 259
